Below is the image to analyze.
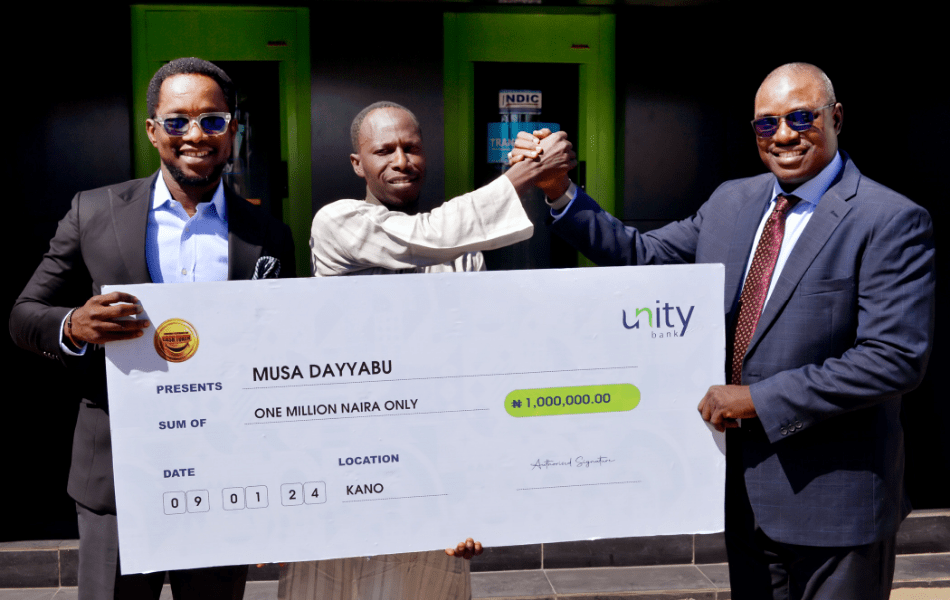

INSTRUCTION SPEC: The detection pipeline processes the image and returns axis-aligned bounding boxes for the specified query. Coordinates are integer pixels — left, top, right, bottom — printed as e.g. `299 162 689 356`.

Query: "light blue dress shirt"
146 173 229 283
744 151 842 305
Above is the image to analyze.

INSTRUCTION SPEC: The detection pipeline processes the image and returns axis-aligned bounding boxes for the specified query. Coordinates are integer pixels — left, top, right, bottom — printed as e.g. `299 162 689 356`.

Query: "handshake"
504 129 576 201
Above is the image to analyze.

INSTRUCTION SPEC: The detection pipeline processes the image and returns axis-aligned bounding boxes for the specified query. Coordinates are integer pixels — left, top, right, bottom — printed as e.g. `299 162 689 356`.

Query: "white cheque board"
105 264 726 574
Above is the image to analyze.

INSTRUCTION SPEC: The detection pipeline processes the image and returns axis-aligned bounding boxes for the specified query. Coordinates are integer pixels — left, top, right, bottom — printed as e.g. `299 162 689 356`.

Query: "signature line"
343 494 448 503
517 481 641 491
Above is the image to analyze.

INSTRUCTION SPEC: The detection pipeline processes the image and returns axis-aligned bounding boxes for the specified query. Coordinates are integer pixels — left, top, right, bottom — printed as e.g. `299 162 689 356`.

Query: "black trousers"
76 503 248 600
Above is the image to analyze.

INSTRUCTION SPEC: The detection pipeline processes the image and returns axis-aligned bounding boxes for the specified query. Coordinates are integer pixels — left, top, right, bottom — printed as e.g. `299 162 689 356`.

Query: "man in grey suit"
10 58 294 599
512 63 934 599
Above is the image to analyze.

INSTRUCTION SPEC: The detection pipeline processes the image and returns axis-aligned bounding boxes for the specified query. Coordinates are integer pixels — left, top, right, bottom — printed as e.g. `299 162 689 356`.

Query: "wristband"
65 307 79 348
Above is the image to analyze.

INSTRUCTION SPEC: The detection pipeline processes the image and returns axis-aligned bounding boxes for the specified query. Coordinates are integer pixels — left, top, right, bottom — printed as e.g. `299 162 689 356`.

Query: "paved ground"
1 585 948 599
1 557 947 600
0 582 279 600
892 591 950 600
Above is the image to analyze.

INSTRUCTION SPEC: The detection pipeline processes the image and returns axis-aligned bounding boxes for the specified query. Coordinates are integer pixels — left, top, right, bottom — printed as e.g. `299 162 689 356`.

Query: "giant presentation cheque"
105 264 726 574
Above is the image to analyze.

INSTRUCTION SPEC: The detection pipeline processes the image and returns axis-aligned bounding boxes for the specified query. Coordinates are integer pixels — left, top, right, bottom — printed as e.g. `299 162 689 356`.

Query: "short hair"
350 101 421 153
759 62 836 105
147 57 236 118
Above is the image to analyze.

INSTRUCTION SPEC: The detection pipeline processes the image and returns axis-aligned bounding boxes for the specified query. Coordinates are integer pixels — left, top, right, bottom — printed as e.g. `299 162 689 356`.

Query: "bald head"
756 63 836 107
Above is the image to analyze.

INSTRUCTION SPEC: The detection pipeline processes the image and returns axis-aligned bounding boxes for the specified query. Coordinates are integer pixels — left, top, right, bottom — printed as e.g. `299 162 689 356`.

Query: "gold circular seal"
154 319 199 363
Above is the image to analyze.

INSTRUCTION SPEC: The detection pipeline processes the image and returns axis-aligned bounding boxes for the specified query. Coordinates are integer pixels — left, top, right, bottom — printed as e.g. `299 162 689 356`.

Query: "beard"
164 160 228 188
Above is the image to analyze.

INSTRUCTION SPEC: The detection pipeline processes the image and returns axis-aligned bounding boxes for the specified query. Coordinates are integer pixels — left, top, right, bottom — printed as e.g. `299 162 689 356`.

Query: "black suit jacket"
10 173 296 512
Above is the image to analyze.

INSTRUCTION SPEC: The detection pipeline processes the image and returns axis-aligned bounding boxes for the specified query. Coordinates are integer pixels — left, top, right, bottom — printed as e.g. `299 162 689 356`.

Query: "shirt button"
181 268 187 275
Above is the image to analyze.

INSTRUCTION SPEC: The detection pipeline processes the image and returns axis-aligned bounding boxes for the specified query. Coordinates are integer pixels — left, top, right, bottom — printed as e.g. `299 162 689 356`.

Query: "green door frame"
131 5 311 275
444 11 617 223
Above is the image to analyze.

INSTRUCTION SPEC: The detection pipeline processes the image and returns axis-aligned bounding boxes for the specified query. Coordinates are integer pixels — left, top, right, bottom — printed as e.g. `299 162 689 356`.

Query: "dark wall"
614 5 948 509
4 3 945 542
309 4 447 215
618 6 943 230
4 6 133 541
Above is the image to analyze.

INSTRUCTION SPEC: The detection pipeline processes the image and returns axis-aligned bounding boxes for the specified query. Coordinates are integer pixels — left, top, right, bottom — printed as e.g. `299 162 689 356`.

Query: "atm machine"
444 11 617 270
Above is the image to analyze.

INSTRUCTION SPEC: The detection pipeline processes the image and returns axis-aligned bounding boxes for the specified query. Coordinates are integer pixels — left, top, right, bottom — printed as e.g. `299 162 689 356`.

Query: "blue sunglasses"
751 103 835 138
152 112 232 136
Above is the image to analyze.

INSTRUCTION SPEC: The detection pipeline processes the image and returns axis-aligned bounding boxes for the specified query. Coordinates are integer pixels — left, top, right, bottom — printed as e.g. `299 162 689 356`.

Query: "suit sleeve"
550 187 702 267
751 201 935 443
310 176 533 276
10 192 90 364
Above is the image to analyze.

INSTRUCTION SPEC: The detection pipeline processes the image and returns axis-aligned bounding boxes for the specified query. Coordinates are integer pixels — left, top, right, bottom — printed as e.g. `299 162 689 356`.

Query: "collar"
771 151 843 207
152 171 228 221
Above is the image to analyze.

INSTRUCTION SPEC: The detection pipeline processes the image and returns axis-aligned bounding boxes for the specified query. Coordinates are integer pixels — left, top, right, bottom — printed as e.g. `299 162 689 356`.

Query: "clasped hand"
508 129 575 199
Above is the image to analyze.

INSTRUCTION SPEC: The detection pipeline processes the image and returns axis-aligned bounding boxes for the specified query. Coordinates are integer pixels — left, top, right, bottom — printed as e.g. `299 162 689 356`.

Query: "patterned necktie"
730 194 798 385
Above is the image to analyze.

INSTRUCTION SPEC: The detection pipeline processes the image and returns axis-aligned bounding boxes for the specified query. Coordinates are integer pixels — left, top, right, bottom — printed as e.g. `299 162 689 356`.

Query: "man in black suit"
10 57 294 599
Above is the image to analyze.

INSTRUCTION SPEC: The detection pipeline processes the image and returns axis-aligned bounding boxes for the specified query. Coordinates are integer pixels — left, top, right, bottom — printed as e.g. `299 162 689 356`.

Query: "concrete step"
2 510 947 598
470 553 950 599
1 558 948 600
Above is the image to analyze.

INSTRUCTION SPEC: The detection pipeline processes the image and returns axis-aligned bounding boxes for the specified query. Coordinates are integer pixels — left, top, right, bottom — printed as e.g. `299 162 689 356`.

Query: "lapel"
745 154 859 357
110 173 155 284
723 178 773 316
225 185 264 281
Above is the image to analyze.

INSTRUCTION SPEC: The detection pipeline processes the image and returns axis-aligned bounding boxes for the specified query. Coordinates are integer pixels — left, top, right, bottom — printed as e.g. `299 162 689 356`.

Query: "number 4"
304 481 326 504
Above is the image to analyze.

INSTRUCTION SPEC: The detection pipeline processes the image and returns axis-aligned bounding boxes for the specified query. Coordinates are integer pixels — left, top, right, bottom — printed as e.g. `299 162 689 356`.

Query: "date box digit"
163 491 186 515
246 485 268 509
222 487 245 510
187 490 210 513
304 481 327 504
281 483 304 506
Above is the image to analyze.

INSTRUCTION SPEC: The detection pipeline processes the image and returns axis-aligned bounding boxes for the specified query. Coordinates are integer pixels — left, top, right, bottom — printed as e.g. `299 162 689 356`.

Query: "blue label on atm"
487 122 560 164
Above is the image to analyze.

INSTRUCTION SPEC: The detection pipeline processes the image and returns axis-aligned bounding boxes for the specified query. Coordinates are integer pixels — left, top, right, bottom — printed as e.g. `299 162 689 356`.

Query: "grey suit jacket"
551 153 935 547
10 172 295 513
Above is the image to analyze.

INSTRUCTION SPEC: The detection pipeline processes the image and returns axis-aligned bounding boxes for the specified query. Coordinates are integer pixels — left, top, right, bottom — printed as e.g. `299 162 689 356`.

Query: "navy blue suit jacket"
551 153 934 547
10 173 296 514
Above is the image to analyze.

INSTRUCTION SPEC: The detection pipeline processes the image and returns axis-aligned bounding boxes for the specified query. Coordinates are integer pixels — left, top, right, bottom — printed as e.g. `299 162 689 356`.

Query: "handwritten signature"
531 456 615 470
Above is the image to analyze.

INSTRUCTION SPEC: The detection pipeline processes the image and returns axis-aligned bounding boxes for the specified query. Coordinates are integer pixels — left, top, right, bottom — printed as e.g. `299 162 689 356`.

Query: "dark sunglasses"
152 112 232 136
751 103 835 138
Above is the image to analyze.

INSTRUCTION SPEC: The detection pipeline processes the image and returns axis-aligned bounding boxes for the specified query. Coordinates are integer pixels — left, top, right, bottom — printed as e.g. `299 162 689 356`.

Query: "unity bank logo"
622 301 694 338
154 318 199 362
